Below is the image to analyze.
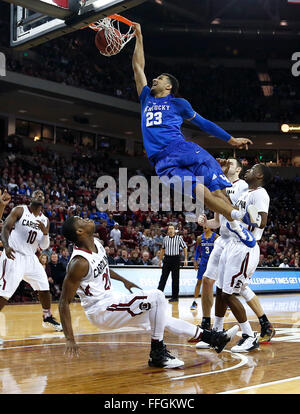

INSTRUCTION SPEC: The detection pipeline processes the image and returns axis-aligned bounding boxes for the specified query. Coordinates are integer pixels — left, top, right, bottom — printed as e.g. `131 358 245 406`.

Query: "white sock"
213 316 224 332
43 309 51 318
239 321 254 337
231 210 242 221
148 291 168 341
165 316 202 339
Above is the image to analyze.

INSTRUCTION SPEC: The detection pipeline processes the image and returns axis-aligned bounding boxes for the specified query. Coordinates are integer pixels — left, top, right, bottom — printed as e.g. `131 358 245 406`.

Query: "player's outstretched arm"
59 256 89 358
1 206 23 260
132 22 147 96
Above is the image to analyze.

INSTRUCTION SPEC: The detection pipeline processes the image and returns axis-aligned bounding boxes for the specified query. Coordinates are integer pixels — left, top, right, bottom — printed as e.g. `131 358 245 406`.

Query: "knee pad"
240 285 255 302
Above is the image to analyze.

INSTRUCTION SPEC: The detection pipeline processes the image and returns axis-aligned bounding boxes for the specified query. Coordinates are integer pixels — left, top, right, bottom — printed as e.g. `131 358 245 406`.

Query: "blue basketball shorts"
149 140 232 194
197 260 209 280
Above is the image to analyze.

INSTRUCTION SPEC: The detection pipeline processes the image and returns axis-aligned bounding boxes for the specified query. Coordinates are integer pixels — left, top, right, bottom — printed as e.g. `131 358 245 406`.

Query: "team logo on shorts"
139 301 151 311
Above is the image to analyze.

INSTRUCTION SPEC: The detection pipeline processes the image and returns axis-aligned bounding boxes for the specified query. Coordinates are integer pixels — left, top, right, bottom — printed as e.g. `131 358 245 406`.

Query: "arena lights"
281 123 300 132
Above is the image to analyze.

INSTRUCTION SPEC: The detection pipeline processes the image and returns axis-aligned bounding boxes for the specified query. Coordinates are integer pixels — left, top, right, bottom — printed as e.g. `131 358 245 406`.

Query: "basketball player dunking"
0 190 62 344
131 22 260 248
59 216 238 368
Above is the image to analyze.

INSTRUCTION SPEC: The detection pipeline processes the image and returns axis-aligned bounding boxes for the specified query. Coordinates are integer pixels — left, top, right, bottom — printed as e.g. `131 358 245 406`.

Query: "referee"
158 225 188 303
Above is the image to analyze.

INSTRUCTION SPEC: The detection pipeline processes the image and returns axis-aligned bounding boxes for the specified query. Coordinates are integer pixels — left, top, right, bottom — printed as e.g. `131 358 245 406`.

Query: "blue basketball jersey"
199 232 216 262
139 86 195 158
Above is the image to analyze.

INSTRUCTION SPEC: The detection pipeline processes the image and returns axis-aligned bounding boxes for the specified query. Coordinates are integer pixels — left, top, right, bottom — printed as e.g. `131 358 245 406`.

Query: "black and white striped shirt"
162 235 187 256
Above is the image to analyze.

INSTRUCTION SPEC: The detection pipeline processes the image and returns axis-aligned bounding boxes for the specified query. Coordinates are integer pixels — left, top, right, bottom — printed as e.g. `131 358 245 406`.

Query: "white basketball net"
90 17 136 56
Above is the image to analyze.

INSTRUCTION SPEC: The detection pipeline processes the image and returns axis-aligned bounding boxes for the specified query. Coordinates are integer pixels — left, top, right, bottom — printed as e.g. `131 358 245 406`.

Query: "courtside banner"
110 266 300 295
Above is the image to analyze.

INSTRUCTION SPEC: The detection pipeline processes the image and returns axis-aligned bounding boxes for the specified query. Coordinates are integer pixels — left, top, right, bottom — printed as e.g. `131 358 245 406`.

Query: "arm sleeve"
39 234 50 250
174 98 231 142
190 114 231 142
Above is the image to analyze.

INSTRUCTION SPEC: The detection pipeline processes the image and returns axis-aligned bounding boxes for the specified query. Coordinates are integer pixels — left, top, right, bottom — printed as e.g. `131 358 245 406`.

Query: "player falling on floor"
131 22 260 248
212 164 273 352
195 158 274 349
59 216 238 368
0 190 62 341
190 227 219 311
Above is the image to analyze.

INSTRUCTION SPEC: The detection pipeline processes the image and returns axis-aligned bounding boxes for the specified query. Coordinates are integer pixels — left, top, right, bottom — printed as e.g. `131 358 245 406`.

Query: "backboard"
7 0 145 50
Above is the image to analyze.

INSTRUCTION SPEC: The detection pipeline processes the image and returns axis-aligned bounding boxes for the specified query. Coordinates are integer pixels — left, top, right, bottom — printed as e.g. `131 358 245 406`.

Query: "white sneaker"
0 338 3 346
231 332 259 353
195 341 211 349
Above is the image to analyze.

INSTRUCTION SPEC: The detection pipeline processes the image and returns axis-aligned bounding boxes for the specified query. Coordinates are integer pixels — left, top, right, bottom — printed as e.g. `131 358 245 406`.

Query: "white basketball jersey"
226 179 248 204
9 205 48 256
220 179 249 238
69 238 112 310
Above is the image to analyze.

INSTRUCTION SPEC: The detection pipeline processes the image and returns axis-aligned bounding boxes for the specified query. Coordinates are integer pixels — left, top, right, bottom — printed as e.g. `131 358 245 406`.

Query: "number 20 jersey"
9 205 48 256
69 238 112 311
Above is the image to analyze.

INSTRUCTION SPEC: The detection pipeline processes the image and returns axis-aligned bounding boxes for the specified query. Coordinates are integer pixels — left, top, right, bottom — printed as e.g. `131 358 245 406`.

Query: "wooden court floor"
1 294 300 394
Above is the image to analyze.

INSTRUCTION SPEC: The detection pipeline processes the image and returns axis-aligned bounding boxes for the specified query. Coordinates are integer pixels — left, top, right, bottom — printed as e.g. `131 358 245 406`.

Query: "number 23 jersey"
9 205 48 256
140 85 196 158
69 238 112 310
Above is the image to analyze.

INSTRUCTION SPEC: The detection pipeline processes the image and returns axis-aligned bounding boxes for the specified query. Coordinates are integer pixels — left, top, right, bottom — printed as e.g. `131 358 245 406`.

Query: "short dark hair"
62 217 78 244
162 73 179 96
229 157 242 169
259 164 273 186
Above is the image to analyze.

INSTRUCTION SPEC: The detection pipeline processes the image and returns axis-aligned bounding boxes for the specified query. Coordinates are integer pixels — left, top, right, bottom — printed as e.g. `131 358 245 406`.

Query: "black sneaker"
42 315 63 332
202 325 239 353
148 342 184 368
168 298 178 303
259 323 275 344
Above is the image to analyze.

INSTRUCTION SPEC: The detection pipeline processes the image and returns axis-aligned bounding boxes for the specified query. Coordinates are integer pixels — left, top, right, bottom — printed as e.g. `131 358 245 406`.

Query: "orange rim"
81 13 135 30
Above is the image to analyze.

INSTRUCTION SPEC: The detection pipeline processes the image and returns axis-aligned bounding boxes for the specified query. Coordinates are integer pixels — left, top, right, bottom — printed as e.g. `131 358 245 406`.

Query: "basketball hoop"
85 14 135 56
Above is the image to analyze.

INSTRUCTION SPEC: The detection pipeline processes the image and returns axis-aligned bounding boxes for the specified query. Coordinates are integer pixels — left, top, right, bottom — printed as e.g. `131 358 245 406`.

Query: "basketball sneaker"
259 323 275 344
231 332 259 353
189 325 239 353
42 315 63 332
190 301 198 310
148 341 184 369
226 222 256 248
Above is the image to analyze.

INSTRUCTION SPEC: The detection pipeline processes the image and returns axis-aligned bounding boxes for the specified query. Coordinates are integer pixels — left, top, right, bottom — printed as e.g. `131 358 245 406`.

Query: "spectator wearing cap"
110 222 121 249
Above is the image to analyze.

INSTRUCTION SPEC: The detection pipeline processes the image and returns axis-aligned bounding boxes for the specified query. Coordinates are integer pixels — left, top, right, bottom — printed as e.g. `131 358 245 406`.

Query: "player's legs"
240 286 275 343
190 262 206 310
23 256 62 331
216 242 260 352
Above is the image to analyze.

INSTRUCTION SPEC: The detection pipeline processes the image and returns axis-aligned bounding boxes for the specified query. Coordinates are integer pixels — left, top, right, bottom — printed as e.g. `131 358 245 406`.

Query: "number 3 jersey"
69 238 112 311
9 205 48 256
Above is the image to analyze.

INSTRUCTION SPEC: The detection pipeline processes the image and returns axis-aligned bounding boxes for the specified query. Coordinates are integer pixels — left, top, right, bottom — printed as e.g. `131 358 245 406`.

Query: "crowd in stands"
0 6 298 124
0 140 299 302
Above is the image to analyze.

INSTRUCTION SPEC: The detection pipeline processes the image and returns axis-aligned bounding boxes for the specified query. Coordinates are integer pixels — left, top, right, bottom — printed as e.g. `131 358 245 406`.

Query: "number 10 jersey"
9 205 49 256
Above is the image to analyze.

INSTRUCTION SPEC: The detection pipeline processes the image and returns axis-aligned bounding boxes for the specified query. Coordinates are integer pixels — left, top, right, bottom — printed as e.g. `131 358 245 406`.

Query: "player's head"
244 164 272 187
151 73 179 97
227 158 243 179
62 216 95 245
31 190 45 206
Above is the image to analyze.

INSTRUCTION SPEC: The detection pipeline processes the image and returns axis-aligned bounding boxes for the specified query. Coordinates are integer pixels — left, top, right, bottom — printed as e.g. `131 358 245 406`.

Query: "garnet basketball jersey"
8 205 48 256
69 238 112 310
